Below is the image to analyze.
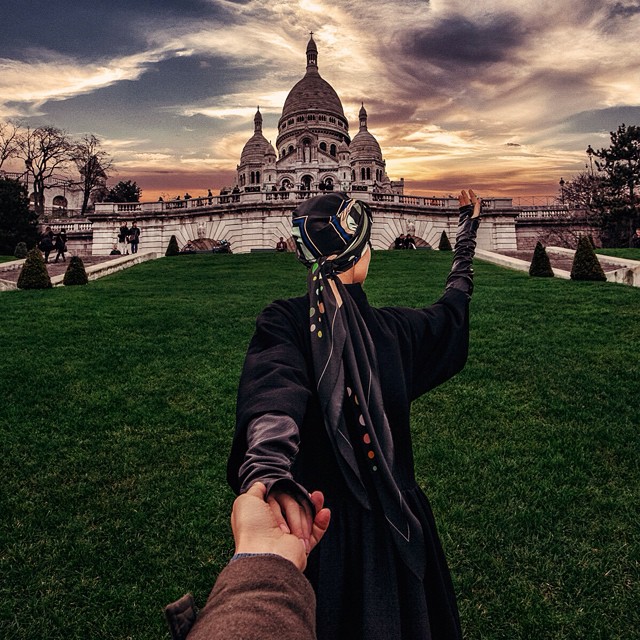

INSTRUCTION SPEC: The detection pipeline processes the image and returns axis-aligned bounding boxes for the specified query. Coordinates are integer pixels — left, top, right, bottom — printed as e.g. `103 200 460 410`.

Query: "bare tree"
17 126 72 217
0 121 21 170
71 134 113 214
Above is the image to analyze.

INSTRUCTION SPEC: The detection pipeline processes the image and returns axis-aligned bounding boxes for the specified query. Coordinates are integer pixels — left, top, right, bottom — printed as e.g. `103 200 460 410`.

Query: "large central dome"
280 35 346 120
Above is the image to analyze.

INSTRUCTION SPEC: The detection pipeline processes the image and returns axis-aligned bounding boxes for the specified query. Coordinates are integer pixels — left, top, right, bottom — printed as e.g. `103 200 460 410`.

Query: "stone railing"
94 189 515 216
516 207 588 219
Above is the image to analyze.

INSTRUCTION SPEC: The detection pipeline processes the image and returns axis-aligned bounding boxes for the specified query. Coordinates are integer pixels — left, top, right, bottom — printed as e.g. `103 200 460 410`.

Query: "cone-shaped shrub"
17 249 52 289
63 256 89 286
14 242 28 259
570 236 606 281
438 230 452 251
166 234 180 256
529 241 554 277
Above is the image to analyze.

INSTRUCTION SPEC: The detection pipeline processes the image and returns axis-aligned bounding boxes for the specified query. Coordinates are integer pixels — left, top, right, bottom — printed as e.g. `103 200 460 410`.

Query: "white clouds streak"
2 0 639 195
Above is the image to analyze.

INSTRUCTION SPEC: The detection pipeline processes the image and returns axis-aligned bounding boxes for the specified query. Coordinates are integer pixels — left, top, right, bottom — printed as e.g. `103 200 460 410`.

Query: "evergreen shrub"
63 256 89 286
529 241 554 277
14 242 28 259
166 235 180 256
570 236 606 281
438 230 452 251
17 249 52 289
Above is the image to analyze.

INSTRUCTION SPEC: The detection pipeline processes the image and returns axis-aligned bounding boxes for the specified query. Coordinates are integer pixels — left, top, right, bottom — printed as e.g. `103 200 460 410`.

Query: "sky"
2 0 640 200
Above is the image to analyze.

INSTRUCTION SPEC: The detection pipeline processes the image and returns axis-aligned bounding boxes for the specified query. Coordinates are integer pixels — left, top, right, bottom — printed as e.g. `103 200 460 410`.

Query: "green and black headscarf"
292 193 425 579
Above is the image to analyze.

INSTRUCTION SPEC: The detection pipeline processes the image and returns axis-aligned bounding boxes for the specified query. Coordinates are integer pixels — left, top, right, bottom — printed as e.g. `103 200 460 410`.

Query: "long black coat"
229 284 470 640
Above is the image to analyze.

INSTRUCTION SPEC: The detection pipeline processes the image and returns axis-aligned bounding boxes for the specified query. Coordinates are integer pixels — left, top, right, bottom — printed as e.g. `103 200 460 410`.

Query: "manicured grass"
1 252 638 639
597 247 640 260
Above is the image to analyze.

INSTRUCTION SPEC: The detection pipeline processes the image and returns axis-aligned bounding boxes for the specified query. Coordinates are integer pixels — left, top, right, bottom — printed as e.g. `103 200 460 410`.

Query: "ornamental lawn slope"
1 252 638 640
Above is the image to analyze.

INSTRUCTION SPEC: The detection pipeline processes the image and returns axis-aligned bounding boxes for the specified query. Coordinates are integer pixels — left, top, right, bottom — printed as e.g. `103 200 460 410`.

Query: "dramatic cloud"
2 0 639 198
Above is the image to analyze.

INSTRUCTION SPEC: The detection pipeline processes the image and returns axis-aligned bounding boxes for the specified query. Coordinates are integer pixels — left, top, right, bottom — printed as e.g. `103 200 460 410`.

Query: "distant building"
235 35 403 196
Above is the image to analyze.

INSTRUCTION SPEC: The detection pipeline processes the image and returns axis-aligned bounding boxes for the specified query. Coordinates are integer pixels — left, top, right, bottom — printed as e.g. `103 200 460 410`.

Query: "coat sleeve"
228 300 313 495
185 555 317 640
381 287 470 401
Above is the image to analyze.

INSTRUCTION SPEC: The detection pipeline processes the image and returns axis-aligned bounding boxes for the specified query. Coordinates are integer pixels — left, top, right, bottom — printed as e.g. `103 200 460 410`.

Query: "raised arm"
445 188 481 297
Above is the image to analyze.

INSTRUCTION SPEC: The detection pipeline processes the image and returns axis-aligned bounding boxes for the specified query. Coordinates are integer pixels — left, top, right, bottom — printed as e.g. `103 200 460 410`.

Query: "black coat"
229 284 469 640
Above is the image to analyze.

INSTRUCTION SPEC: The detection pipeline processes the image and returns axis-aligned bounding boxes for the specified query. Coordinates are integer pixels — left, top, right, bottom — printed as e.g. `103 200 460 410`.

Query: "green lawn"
1 252 638 639
597 247 640 260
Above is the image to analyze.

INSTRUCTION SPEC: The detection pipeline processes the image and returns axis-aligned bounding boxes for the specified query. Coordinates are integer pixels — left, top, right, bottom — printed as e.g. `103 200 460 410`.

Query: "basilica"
235 35 404 196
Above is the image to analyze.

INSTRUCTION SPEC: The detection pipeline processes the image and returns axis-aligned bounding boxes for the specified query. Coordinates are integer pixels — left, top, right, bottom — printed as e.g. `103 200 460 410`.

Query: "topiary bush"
14 242 28 259
63 256 89 286
166 234 180 256
438 230 452 251
570 236 606 281
529 241 554 277
17 249 52 289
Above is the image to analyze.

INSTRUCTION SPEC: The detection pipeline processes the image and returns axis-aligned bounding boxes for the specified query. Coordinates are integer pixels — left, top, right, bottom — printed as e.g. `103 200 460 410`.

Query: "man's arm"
165 483 330 640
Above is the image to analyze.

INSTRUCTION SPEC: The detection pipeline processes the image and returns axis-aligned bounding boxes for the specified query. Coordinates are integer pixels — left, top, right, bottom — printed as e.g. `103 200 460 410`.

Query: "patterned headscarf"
292 193 425 579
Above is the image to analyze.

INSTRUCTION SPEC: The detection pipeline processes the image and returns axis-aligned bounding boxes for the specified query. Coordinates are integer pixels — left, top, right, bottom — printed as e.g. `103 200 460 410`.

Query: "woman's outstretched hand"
458 189 481 218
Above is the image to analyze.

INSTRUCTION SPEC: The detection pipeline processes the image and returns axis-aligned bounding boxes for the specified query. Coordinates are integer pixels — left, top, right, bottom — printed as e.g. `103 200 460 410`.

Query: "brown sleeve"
187 555 316 640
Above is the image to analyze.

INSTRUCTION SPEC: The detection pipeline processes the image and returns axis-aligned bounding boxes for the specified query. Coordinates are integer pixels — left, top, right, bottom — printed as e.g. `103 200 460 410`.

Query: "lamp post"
559 177 566 206
586 145 594 176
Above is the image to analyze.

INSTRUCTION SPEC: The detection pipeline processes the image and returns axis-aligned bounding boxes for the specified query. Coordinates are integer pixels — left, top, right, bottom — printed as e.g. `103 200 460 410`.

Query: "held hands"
458 189 481 219
232 483 331 571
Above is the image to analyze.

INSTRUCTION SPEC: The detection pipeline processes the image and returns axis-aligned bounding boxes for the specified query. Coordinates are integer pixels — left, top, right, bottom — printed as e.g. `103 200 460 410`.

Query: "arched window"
330 144 336 157
361 168 366 180
250 171 255 184
366 168 371 180
319 141 327 152
351 170 356 181
52 195 68 209
288 145 294 155
256 171 261 184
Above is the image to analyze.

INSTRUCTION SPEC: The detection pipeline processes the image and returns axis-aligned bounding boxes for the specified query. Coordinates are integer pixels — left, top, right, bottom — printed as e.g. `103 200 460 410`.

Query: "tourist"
629 227 640 248
207 189 213 204
118 222 130 255
129 222 140 254
38 227 54 263
228 190 481 640
394 233 405 249
109 244 121 255
404 233 417 249
53 229 67 262
276 236 287 252
164 482 330 640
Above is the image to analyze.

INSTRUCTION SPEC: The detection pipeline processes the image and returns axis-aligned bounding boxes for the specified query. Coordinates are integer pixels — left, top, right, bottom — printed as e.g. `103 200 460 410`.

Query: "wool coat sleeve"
185 555 317 640
379 286 471 402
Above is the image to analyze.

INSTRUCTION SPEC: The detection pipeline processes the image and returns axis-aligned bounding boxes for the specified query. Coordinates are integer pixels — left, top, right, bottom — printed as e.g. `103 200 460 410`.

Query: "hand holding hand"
232 483 331 571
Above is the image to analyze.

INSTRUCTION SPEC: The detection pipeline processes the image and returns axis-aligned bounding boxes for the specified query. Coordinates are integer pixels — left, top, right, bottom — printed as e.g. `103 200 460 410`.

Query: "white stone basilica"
234 35 403 196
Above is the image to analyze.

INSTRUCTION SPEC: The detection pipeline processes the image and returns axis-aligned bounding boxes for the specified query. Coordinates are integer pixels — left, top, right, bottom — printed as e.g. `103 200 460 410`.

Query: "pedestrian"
129 221 140 254
118 221 130 255
54 229 67 263
38 226 54 263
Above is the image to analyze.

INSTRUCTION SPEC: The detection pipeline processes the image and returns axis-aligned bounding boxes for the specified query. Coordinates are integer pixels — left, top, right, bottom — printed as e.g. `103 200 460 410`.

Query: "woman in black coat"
229 191 481 640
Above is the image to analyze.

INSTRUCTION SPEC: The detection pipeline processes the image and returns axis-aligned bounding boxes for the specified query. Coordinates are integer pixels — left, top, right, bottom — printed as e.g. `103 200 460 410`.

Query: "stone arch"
301 174 313 190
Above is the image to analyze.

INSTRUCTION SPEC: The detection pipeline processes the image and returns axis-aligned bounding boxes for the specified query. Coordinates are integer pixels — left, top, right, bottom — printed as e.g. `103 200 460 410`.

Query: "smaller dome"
350 130 382 161
240 108 276 164
350 103 382 161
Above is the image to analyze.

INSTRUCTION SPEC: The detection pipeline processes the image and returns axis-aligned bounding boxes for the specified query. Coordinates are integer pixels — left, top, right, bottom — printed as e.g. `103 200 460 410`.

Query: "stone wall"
89 196 521 255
